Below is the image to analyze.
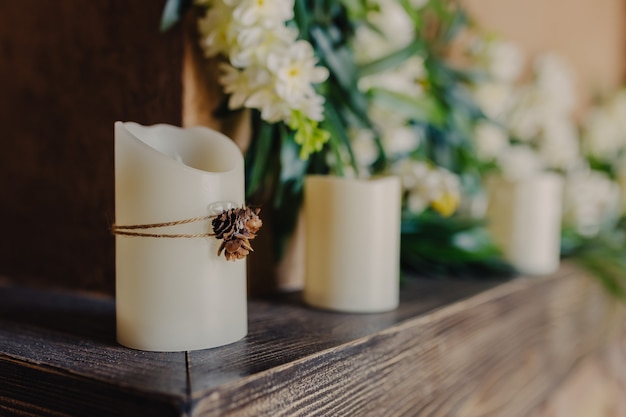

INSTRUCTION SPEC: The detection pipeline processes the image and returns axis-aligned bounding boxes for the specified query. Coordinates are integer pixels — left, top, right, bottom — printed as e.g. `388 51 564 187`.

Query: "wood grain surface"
1 263 624 416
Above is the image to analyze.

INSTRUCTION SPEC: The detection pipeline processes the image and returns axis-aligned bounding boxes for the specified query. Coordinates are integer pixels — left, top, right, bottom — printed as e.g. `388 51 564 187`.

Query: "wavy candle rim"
116 121 243 176
114 121 245 233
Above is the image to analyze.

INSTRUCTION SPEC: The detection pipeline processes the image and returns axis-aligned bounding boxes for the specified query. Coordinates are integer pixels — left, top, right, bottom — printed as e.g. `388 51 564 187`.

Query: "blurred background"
0 0 624 294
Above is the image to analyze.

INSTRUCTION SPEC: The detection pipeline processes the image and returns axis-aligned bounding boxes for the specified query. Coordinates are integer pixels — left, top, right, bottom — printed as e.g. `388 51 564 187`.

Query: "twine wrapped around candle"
111 206 262 261
111 215 214 238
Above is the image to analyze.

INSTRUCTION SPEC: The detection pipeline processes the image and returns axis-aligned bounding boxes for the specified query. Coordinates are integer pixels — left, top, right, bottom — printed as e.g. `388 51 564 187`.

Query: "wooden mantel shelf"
1 262 625 417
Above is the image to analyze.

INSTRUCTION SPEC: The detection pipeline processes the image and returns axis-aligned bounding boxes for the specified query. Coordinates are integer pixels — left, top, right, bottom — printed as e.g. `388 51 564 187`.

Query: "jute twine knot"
111 206 262 261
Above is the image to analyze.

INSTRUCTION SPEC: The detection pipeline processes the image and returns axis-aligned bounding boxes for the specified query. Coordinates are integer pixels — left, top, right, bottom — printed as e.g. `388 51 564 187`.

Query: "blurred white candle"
115 122 246 351
303 175 401 313
486 173 563 275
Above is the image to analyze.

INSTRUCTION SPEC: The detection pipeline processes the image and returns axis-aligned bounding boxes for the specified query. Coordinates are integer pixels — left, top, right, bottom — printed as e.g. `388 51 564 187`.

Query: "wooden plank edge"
189 262 626 417
0 355 188 417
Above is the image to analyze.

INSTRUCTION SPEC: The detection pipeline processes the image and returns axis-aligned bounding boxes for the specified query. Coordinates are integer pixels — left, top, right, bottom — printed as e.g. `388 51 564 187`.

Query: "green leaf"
369 88 445 125
587 156 616 178
400 212 515 279
322 101 358 175
310 26 358 94
270 128 310 261
358 41 424 77
561 218 626 301
293 0 312 40
337 0 372 20
327 81 371 130
245 120 276 199
160 0 192 32
278 126 309 187
578 252 626 300
443 7 469 42
444 84 485 120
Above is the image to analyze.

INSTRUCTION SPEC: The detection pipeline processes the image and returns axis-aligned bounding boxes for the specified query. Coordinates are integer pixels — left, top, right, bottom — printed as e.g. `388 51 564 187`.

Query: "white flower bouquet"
159 0 516 279
466 35 626 296
161 0 626 291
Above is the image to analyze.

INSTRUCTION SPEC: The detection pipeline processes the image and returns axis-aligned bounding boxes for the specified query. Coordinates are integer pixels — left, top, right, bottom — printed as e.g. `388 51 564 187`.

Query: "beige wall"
462 0 626 104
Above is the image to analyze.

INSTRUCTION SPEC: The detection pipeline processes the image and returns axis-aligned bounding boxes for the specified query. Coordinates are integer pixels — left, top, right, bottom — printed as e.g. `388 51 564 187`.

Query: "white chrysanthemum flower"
472 82 514 122
582 107 624 160
267 41 329 104
409 0 429 9
219 63 270 109
197 0 330 157
230 25 297 68
369 103 408 129
563 168 621 237
382 125 421 156
473 121 508 161
352 25 387 64
349 128 379 173
296 93 326 123
533 53 577 116
539 117 580 171
245 86 291 122
497 145 544 181
367 0 415 49
232 0 294 28
369 105 420 157
474 50 581 178
507 87 545 141
392 159 429 190
198 2 238 58
392 160 461 216
484 40 524 83
414 167 461 217
353 0 415 63
358 56 426 97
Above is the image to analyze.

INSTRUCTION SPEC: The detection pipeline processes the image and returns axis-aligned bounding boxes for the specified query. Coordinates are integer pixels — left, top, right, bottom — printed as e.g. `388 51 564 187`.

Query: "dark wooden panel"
0 1 183 293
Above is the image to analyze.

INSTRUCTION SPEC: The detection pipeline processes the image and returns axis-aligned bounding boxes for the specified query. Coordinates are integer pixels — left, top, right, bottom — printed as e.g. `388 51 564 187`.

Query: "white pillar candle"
114 122 247 351
486 173 563 276
303 175 401 313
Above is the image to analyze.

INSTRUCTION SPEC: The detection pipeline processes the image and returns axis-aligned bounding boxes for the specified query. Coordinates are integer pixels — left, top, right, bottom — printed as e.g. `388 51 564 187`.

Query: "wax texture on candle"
303 175 401 313
486 173 563 276
115 122 247 352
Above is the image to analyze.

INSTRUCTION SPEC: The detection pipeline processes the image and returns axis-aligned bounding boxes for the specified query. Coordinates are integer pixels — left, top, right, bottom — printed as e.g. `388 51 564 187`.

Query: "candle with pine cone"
212 207 262 261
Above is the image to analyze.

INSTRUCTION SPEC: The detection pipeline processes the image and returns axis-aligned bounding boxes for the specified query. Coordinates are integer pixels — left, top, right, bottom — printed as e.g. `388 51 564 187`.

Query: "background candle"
115 122 246 352
303 175 401 313
486 173 563 276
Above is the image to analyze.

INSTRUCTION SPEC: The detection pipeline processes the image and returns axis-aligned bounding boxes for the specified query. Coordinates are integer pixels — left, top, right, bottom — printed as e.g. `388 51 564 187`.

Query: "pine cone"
211 207 262 261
